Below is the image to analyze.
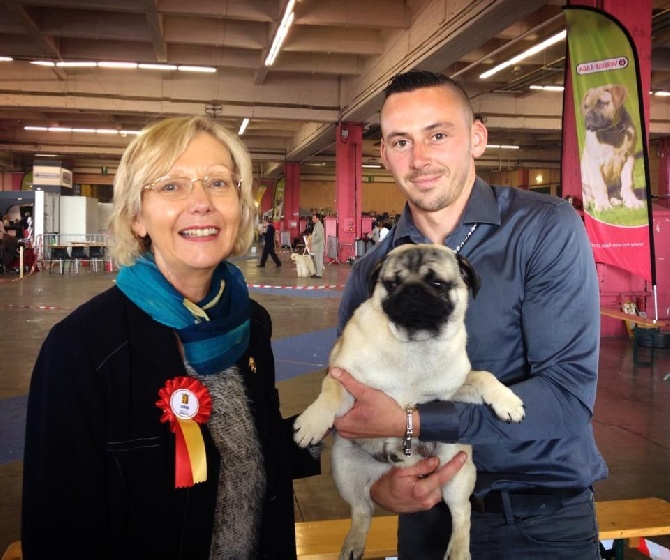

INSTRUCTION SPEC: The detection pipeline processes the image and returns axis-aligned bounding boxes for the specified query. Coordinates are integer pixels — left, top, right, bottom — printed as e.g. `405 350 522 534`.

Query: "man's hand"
370 453 468 513
331 367 408 439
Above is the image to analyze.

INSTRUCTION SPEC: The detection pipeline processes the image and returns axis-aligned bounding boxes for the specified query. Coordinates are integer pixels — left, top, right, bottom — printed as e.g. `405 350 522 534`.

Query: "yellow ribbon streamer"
178 418 207 484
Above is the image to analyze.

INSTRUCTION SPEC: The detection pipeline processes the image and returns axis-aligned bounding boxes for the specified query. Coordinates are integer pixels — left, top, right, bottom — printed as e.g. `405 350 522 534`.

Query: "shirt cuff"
417 400 460 443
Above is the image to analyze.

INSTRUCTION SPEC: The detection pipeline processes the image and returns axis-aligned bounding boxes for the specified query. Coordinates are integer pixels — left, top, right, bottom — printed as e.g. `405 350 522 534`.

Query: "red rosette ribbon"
156 376 212 488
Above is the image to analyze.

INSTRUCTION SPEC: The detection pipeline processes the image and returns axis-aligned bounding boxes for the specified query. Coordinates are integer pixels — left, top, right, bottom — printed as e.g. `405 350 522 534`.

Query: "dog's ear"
456 254 480 299
608 84 627 109
367 259 384 297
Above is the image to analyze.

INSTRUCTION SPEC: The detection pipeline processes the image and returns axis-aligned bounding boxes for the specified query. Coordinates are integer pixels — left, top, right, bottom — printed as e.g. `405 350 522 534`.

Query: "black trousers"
260 243 281 266
397 488 600 560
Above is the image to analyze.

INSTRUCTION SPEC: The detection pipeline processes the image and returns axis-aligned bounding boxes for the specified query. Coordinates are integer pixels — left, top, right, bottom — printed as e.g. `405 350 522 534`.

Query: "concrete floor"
1 245 670 558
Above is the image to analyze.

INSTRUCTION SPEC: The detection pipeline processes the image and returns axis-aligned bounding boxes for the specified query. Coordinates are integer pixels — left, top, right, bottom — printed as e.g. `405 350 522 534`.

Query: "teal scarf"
116 255 251 375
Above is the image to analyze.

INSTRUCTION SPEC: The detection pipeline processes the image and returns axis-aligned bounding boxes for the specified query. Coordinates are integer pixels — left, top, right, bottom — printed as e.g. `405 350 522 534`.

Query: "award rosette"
156 376 212 488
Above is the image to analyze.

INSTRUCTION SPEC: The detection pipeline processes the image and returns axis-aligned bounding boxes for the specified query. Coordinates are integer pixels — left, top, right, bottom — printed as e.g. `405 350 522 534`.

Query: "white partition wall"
59 196 100 239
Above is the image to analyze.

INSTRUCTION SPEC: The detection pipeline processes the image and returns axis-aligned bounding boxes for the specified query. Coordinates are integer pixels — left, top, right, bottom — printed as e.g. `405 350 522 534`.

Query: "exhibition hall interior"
1 0 670 558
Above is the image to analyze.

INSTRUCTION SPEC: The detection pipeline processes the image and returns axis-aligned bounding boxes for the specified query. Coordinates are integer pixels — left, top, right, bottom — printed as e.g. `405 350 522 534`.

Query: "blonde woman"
22 116 319 559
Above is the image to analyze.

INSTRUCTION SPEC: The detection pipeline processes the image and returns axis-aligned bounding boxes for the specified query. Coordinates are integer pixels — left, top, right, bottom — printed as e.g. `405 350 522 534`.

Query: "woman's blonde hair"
109 115 257 266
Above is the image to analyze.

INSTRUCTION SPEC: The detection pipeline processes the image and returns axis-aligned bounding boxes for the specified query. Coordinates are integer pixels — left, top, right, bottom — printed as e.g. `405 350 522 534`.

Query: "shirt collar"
393 176 501 247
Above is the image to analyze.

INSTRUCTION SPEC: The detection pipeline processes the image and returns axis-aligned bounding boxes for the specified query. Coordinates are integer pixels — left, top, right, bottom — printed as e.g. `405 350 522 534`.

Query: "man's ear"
380 138 390 170
471 120 488 158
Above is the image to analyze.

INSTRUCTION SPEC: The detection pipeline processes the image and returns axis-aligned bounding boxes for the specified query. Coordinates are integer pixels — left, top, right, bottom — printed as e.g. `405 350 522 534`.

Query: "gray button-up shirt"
338 177 608 494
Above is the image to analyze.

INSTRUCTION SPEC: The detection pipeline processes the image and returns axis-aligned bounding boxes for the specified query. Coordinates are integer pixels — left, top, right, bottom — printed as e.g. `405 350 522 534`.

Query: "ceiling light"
56 61 96 67
654 91 670 97
265 0 295 66
238 118 249 135
486 144 520 149
138 63 178 71
0 56 13 62
29 59 215 73
23 126 141 136
362 164 382 169
480 30 567 79
97 61 138 69
178 65 216 73
35 154 58 157
530 85 565 92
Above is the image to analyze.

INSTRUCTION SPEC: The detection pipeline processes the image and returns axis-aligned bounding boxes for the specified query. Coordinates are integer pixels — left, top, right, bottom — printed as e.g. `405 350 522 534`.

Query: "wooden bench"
4 498 670 560
294 497 670 560
600 306 667 366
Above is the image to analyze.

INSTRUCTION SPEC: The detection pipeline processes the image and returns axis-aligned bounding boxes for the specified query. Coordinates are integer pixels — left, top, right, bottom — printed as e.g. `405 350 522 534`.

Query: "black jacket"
22 286 319 559
262 223 276 246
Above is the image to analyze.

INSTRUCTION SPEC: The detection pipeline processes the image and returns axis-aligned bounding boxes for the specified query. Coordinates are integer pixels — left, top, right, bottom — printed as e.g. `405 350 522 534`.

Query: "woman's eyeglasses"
142 173 241 200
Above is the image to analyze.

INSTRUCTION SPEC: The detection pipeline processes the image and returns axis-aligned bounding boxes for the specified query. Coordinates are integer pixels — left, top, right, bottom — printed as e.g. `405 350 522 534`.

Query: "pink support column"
656 137 670 208
518 168 529 190
284 162 301 243
335 122 363 263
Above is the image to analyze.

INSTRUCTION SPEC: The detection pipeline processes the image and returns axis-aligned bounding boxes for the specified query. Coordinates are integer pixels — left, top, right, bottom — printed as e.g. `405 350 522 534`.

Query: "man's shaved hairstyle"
383 70 474 124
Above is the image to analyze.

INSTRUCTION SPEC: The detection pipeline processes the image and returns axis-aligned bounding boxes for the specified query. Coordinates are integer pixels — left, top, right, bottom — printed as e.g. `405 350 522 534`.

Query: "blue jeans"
397 489 601 560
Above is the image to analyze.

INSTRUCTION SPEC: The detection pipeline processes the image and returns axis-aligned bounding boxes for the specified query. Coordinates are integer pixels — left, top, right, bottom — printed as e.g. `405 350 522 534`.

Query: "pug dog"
294 244 525 560
581 84 643 211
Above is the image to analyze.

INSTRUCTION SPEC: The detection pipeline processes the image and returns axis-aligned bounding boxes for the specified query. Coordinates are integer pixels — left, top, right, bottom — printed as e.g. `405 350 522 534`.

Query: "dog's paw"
339 531 366 560
293 405 333 447
485 386 525 423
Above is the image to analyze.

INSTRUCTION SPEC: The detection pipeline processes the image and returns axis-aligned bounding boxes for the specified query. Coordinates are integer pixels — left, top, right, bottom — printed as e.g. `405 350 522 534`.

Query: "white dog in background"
290 252 316 278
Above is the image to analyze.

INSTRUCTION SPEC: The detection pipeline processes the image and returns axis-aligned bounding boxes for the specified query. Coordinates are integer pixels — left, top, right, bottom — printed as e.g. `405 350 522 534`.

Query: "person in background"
377 220 390 241
367 220 380 244
257 216 282 268
0 217 5 242
309 213 325 278
22 115 320 559
301 219 314 255
330 70 607 559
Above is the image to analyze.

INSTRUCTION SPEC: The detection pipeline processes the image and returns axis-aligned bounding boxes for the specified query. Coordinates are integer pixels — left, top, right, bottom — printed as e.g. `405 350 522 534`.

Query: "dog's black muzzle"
381 282 452 335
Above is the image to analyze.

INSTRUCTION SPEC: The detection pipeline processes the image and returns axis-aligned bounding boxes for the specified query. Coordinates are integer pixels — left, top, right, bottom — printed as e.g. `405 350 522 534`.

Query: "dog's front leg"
620 155 643 208
294 375 353 446
451 370 525 423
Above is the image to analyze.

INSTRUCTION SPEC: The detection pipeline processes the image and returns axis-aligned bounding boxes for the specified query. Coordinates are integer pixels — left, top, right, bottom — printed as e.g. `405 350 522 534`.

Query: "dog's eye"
383 280 398 292
431 280 453 295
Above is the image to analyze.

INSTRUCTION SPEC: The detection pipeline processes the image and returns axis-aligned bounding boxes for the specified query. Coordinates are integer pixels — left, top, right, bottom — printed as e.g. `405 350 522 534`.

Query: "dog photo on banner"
565 6 658 317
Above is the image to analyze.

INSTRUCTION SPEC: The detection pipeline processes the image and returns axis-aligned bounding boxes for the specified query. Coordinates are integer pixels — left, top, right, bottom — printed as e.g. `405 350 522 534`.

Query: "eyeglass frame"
141 172 242 199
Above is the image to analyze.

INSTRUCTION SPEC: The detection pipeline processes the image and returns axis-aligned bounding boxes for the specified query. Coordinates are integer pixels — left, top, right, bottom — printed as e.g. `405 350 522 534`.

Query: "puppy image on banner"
294 244 525 560
581 84 643 212
290 252 316 278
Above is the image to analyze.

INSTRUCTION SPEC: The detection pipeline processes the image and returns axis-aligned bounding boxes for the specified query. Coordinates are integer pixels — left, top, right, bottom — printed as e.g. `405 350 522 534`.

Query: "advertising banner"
565 7 656 284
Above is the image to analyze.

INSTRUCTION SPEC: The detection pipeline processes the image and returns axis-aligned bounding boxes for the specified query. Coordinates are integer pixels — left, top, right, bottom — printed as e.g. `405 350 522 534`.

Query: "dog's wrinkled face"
370 244 478 342
582 84 627 132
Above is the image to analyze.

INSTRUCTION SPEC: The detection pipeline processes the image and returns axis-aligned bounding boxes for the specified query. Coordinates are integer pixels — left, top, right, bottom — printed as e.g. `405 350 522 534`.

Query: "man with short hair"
330 70 607 559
